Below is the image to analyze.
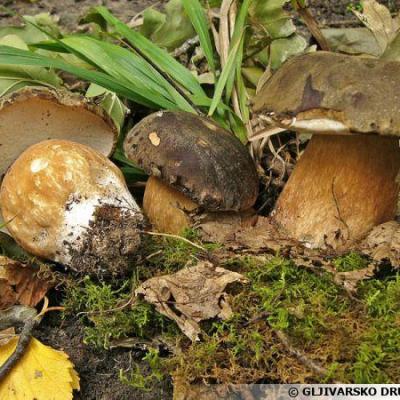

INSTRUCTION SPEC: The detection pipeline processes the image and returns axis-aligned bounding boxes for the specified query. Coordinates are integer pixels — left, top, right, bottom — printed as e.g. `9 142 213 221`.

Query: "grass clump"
63 276 172 348
333 252 369 272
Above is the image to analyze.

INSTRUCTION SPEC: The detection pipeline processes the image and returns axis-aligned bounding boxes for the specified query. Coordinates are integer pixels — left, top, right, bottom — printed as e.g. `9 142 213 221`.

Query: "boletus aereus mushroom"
0 140 143 276
0 86 117 176
253 51 400 249
124 111 259 234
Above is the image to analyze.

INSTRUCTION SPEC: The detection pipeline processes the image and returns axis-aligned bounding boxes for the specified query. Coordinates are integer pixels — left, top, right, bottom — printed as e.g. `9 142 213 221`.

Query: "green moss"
332 252 369 272
63 276 174 348
119 348 165 392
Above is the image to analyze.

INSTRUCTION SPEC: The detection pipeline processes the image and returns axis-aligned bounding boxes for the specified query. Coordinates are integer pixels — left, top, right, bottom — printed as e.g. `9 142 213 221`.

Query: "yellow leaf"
0 337 80 400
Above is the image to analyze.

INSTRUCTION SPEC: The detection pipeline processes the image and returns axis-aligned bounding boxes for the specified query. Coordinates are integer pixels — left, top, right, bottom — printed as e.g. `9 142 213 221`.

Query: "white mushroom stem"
274 134 400 249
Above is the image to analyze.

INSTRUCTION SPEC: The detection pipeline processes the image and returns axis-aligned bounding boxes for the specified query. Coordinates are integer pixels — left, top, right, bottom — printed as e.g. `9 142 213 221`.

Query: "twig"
142 231 206 251
293 1 330 51
331 177 351 241
273 328 330 377
173 36 200 58
0 318 36 382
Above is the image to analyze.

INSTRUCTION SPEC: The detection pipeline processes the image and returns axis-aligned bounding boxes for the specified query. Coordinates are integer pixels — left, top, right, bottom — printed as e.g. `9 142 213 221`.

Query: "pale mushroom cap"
0 140 141 267
0 87 118 177
253 51 400 136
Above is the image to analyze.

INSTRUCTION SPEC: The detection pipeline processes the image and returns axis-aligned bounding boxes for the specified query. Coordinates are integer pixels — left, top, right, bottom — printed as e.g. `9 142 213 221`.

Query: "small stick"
293 1 331 51
142 231 206 251
173 36 200 58
273 328 330 377
0 318 36 382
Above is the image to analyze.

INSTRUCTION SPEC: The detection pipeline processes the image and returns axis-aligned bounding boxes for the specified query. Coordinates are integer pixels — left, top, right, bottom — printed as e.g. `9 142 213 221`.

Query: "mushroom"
0 140 143 276
0 86 117 176
123 111 259 234
253 51 400 249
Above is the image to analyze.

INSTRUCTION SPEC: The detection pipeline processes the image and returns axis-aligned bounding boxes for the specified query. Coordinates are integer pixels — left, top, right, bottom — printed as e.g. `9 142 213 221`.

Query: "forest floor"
1 1 400 400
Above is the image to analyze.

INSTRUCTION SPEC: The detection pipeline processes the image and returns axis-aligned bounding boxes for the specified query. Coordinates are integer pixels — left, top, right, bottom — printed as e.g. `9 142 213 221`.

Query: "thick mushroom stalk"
0 140 143 276
274 134 400 248
254 52 400 249
124 111 259 235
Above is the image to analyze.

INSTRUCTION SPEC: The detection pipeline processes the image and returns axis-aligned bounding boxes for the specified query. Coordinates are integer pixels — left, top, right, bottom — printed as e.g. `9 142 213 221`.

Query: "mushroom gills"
274 134 400 249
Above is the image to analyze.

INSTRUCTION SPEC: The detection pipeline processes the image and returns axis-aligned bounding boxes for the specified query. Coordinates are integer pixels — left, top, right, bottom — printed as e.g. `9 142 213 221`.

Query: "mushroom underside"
143 176 257 235
0 89 116 176
274 134 400 249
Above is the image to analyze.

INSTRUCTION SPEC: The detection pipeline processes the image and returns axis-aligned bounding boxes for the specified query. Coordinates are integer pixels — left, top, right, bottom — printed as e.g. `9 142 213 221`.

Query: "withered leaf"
136 261 247 341
0 256 55 309
360 220 400 268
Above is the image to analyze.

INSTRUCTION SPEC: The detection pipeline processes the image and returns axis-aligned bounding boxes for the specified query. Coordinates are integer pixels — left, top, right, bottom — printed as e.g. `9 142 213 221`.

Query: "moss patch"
62 239 400 386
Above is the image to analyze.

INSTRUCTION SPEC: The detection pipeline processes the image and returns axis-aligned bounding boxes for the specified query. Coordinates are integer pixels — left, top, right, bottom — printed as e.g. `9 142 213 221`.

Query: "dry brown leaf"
360 220 400 267
353 0 399 54
0 256 54 309
0 328 16 347
197 215 297 253
136 261 247 341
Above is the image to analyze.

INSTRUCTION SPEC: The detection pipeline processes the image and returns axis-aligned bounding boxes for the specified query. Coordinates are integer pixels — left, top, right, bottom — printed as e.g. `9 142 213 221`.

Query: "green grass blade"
181 0 216 73
226 0 252 101
208 35 243 116
93 7 206 98
0 45 162 108
62 36 194 111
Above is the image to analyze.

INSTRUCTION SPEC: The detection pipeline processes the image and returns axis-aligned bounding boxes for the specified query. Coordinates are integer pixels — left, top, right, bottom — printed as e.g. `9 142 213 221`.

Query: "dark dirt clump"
67 204 143 278
35 313 173 400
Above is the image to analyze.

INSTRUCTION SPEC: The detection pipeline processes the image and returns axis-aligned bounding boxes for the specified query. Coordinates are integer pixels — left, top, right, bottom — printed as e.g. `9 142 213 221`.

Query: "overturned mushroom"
0 140 143 276
0 86 117 176
124 111 259 234
253 51 400 250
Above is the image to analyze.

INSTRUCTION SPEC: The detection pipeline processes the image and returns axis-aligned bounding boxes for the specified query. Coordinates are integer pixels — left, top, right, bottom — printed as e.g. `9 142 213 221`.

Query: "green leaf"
90 7 206 99
269 34 308 70
209 35 243 116
249 0 295 39
181 0 216 72
0 13 60 44
0 45 162 108
86 83 128 132
0 34 61 93
141 0 195 50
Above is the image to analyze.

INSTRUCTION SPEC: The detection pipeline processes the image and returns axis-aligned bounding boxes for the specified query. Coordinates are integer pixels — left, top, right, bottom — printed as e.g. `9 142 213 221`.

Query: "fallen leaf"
0 328 15 347
333 265 376 294
136 261 247 341
0 256 55 309
360 220 400 267
0 337 79 400
322 27 381 56
352 0 400 55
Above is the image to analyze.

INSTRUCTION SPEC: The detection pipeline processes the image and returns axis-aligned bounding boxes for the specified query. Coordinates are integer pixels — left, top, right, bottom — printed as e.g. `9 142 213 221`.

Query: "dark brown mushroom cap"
253 51 400 136
124 111 259 211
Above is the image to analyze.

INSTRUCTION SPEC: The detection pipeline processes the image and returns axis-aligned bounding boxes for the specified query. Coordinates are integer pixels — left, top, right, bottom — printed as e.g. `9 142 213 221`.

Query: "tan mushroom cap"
0 140 143 275
253 51 400 136
0 86 117 176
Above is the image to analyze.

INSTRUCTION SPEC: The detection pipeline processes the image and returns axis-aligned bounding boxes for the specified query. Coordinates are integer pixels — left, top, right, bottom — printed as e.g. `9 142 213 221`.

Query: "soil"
1 0 399 399
35 313 172 400
0 0 398 30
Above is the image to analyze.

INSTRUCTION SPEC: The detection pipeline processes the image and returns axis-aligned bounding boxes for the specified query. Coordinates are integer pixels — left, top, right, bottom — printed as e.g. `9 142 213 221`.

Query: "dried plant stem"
142 231 206 251
0 318 36 382
294 1 330 51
